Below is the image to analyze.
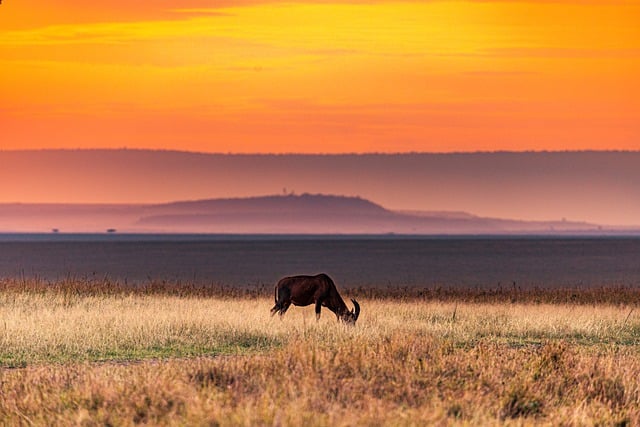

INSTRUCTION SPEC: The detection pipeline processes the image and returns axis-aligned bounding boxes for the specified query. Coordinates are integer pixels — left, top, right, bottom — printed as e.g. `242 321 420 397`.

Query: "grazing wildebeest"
270 273 360 324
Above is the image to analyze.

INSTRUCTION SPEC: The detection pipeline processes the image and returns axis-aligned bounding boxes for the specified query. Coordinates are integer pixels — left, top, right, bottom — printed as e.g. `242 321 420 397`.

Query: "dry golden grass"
1 281 639 425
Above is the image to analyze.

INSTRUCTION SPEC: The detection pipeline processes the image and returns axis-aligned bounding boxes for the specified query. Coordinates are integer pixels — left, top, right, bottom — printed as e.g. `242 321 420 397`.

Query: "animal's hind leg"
315 299 323 321
278 301 291 319
271 287 290 317
270 303 280 317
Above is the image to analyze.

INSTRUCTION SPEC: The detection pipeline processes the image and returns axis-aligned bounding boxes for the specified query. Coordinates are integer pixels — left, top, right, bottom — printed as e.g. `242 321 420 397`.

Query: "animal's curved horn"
351 298 360 320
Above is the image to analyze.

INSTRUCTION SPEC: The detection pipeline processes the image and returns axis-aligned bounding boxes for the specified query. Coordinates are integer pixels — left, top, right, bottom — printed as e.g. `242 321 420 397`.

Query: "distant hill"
149 193 388 215
0 193 609 234
138 194 393 233
1 149 640 226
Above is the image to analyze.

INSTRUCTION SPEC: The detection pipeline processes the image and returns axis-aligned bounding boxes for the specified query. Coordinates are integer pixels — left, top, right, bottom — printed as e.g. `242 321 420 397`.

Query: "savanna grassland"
1 280 639 426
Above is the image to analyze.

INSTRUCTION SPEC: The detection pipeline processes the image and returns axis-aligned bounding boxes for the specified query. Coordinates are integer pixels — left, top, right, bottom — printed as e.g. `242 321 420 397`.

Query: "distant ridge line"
2 148 640 156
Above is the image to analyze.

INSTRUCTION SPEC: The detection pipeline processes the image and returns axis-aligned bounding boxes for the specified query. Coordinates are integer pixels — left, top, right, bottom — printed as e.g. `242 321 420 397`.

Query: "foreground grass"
1 282 639 425
0 293 283 366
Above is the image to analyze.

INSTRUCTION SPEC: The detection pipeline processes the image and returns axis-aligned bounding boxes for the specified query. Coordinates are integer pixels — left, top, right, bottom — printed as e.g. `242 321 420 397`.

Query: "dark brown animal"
270 273 360 324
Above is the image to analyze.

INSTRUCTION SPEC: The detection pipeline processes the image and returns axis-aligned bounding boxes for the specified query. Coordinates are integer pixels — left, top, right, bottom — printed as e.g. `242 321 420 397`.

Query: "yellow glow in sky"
1 1 639 152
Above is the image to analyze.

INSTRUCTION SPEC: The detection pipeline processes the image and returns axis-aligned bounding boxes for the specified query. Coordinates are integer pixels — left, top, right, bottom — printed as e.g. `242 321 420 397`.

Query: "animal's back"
276 274 333 302
277 273 332 288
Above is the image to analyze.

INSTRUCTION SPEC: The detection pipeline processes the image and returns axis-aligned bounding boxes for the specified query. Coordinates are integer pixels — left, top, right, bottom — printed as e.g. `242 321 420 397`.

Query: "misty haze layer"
1 150 639 226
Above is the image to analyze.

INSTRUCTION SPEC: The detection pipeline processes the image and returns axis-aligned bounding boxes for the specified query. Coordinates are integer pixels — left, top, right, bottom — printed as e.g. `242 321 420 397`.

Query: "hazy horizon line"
3 148 640 156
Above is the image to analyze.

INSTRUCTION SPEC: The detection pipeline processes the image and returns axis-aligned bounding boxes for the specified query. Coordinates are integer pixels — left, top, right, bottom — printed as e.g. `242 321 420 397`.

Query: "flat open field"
1 280 639 426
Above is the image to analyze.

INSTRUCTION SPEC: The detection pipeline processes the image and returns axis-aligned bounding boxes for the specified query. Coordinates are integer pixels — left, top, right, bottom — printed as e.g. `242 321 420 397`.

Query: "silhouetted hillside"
0 194 607 234
150 194 388 215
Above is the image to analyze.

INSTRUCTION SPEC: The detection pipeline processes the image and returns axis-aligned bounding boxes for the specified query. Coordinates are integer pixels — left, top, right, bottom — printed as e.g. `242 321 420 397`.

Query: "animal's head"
341 299 361 325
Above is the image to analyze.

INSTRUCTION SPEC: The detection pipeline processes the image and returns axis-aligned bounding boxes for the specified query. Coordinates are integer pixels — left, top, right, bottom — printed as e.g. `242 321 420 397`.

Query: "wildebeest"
270 273 360 324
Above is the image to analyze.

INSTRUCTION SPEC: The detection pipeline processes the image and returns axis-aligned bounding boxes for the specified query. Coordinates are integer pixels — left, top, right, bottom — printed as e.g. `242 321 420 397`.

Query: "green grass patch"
0 331 284 367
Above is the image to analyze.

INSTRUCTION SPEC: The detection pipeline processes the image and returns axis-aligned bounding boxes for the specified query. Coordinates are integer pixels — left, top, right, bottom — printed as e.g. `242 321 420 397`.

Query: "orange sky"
1 0 639 153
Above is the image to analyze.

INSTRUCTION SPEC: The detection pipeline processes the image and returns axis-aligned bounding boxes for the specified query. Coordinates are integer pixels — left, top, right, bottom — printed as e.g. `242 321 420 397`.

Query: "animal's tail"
270 285 280 317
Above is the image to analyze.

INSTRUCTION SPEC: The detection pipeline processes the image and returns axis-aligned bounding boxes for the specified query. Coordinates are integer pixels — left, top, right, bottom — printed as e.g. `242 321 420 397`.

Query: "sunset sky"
1 1 639 153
